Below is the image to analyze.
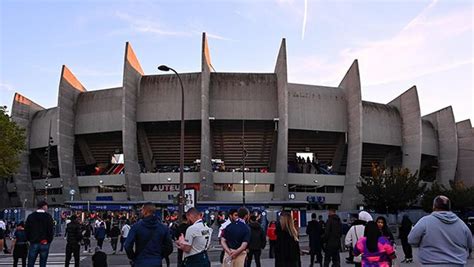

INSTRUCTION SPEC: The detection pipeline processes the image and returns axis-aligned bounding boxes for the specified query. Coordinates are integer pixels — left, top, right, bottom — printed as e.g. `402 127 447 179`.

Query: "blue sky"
1 0 472 121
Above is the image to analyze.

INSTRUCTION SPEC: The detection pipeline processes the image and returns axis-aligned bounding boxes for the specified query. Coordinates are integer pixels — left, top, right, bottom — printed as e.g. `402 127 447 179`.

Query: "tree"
357 167 426 213
422 180 474 213
0 106 26 179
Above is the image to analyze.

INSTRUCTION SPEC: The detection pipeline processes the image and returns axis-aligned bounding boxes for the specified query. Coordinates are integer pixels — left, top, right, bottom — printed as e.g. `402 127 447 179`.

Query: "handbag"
353 226 362 263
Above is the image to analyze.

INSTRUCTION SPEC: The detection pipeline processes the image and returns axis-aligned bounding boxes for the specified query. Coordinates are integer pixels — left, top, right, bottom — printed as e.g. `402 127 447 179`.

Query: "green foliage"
422 180 474 213
0 106 26 178
357 168 426 213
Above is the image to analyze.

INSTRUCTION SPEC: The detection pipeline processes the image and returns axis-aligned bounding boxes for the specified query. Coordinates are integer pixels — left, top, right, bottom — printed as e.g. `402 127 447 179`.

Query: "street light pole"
158 65 185 218
242 120 246 207
44 119 53 201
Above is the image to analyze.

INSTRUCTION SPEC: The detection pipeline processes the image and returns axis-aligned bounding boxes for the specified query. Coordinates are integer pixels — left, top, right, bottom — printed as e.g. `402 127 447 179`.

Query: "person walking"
246 215 266 267
25 200 54 267
12 222 28 267
307 213 323 267
95 222 106 249
408 195 473 266
322 209 342 267
344 211 372 266
353 221 396 266
398 215 413 263
176 215 190 267
82 221 93 253
220 207 250 267
266 221 277 259
218 209 238 263
109 223 120 254
65 214 83 267
120 220 131 253
176 208 213 267
0 219 10 254
275 211 301 267
124 202 173 267
375 216 394 244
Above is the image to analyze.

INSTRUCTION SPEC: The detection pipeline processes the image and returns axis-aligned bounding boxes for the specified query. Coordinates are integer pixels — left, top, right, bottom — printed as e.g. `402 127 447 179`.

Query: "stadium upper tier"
7 33 473 210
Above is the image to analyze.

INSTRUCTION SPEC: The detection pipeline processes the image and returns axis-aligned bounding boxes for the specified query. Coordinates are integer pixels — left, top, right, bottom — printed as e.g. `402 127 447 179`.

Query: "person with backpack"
345 211 373 266
354 221 396 266
12 221 28 267
246 215 266 267
124 202 173 267
95 223 106 250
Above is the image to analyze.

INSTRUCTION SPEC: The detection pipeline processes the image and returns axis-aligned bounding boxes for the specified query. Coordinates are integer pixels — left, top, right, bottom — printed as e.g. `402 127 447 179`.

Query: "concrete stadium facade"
5 33 474 210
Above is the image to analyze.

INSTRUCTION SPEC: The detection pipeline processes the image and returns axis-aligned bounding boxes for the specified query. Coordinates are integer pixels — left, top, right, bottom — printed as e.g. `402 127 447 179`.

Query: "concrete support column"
339 60 363 210
76 136 96 165
273 39 289 201
122 42 144 200
57 66 85 201
423 107 458 186
11 93 44 208
199 33 215 200
388 86 422 174
137 124 155 172
455 119 473 186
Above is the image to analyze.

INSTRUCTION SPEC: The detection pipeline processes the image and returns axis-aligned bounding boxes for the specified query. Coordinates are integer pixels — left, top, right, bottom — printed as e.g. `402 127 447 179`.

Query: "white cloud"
115 11 191 37
289 0 473 88
301 0 308 40
0 82 14 92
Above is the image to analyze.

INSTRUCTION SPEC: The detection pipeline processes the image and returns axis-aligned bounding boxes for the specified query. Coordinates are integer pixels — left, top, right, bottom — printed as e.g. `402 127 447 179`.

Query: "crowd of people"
0 195 472 267
288 155 335 175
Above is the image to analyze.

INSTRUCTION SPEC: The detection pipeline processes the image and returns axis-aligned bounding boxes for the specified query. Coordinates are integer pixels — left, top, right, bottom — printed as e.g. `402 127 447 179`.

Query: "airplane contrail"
302 0 308 40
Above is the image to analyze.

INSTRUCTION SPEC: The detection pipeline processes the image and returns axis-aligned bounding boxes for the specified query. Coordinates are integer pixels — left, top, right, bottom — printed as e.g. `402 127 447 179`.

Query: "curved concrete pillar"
57 65 86 201
388 86 422 174
199 32 215 200
422 106 458 186
273 38 289 201
122 42 144 200
455 119 474 186
339 60 363 210
11 93 45 207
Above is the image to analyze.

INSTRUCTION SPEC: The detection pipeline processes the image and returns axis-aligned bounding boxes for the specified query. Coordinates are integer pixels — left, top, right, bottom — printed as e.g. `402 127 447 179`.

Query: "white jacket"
345 224 365 247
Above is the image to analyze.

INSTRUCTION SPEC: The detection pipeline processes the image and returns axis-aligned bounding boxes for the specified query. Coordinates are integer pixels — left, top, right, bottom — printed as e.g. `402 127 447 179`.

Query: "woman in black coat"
399 215 413 263
275 212 301 267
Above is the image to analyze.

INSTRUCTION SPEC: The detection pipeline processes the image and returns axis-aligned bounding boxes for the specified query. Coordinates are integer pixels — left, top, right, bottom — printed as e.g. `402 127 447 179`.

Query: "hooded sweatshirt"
345 211 373 248
124 215 173 267
408 211 473 266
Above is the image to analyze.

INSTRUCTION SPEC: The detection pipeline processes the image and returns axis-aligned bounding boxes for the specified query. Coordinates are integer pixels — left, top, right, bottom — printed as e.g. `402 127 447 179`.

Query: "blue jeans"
27 243 50 267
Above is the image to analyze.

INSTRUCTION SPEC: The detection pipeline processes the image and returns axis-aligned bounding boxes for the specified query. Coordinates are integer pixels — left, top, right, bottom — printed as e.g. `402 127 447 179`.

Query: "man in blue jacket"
408 195 473 266
125 203 173 267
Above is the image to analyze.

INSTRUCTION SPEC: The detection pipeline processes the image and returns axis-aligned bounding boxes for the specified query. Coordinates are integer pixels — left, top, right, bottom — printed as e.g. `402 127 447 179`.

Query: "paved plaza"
0 235 472 267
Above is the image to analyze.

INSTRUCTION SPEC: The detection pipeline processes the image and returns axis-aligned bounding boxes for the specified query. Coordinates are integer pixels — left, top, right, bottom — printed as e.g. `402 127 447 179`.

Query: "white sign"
184 188 196 212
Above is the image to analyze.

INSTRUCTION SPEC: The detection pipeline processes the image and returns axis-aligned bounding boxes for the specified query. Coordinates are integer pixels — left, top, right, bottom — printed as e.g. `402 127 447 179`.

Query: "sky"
0 0 473 122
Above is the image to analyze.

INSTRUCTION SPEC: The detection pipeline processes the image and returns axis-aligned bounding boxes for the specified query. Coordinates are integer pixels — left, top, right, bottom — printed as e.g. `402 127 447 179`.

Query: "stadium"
5 33 474 212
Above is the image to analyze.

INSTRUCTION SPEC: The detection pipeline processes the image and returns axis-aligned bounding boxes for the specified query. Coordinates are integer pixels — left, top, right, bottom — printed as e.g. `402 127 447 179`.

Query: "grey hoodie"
408 211 473 266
